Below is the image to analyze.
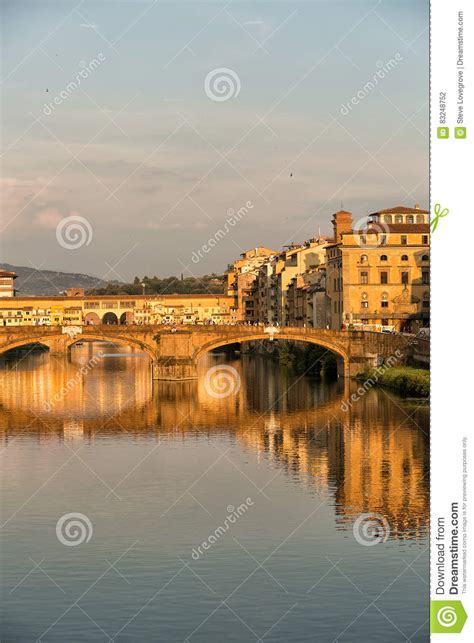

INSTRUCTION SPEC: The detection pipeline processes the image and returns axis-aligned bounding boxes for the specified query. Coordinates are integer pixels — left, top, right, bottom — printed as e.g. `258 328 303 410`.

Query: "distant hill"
0 263 108 296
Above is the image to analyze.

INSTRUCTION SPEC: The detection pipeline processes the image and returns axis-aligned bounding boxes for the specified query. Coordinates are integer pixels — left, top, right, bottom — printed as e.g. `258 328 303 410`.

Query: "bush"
359 366 429 397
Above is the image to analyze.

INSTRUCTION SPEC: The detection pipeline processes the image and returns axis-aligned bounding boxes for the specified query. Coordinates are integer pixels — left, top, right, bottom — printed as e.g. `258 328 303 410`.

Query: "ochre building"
0 293 237 327
326 205 429 332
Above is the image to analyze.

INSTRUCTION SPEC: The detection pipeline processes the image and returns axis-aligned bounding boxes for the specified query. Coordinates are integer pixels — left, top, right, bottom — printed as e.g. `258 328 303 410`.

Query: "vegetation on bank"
87 274 225 296
271 341 338 377
254 341 430 396
358 366 430 398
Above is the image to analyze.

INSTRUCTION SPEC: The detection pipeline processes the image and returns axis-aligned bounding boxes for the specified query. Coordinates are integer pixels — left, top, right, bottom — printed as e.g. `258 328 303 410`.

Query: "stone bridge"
0 324 419 380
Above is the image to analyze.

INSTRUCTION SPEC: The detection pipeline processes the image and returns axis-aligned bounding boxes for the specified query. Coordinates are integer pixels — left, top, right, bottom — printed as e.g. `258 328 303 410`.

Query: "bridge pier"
152 357 198 381
44 336 70 355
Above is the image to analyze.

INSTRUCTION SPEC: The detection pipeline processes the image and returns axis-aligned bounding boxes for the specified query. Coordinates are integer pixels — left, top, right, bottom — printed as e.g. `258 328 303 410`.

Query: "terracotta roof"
370 205 429 215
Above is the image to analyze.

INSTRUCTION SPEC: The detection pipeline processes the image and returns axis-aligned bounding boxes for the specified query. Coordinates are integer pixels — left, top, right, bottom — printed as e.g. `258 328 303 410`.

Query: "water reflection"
0 343 429 541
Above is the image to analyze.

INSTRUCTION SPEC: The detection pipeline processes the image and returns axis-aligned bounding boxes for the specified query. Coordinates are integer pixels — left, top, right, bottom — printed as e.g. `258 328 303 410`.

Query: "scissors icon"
430 203 449 233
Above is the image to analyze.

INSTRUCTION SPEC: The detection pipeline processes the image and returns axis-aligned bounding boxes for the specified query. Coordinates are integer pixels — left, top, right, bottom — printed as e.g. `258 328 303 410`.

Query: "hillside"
1 264 225 296
0 263 108 296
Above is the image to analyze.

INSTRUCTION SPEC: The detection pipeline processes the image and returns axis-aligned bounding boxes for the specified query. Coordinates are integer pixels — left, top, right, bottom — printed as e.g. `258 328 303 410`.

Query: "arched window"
362 292 368 299
416 214 425 223
384 215 392 224
360 254 368 263
401 255 408 261
380 254 388 261
422 254 429 262
395 215 403 223
407 215 414 224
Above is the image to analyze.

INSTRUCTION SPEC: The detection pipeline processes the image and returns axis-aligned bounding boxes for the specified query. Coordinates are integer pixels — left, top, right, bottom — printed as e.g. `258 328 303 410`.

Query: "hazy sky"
1 0 428 281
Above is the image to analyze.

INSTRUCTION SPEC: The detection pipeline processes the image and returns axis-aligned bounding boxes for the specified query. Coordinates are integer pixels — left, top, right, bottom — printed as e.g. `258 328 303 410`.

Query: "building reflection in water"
0 342 428 540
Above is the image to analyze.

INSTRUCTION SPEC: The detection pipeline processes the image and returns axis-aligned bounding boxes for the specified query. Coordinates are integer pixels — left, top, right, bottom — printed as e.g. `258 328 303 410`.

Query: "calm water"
0 343 429 642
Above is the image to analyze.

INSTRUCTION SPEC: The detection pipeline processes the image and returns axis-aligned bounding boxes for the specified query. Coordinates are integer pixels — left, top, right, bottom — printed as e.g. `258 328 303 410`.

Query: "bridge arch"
193 331 351 377
84 312 100 325
66 335 157 362
0 329 158 363
0 340 50 356
102 312 118 325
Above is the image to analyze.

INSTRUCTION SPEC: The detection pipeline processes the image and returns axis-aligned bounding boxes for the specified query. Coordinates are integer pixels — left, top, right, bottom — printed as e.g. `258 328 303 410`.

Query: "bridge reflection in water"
0 342 429 541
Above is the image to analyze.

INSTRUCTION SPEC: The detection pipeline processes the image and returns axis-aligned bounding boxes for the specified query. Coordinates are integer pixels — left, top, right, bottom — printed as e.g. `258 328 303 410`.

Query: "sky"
0 0 429 281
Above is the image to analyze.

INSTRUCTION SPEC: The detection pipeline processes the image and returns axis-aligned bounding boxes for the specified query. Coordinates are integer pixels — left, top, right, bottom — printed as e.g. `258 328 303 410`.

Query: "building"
326 205 430 332
226 247 277 322
0 270 17 297
0 307 24 326
278 239 330 325
287 270 327 327
0 293 238 327
308 272 329 329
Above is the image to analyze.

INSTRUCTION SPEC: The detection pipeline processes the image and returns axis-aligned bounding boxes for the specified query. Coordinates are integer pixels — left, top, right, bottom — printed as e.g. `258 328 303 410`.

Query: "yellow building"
0 294 238 327
0 307 24 326
326 206 430 332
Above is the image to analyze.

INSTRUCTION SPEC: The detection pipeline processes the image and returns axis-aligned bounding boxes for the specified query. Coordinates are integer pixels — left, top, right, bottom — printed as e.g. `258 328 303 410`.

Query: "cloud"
34 207 63 228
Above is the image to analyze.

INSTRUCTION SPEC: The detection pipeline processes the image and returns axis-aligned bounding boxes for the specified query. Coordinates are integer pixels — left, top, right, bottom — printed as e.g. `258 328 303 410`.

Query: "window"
401 235 407 245
380 271 388 284
401 271 409 285
360 271 368 284
361 301 368 308
360 254 368 263
416 214 425 223
422 254 429 262
422 235 429 244
422 270 429 285
401 254 408 261
361 292 368 300
423 292 430 308
381 292 389 308
395 215 403 223
380 254 388 261
407 215 414 224
385 215 392 224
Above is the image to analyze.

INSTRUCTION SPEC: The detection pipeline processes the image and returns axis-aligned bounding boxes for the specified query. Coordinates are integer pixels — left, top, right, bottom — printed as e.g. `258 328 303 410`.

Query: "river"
0 342 429 642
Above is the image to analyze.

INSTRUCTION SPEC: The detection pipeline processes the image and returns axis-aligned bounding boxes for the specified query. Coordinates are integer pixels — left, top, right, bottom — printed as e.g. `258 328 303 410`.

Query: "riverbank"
241 340 338 377
358 366 430 398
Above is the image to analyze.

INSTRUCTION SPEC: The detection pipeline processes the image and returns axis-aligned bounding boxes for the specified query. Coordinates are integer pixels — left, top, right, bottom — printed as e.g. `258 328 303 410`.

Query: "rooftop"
369 205 429 215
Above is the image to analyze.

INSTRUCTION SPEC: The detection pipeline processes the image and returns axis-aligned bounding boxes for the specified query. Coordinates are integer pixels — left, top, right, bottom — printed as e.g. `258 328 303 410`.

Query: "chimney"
332 210 353 242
